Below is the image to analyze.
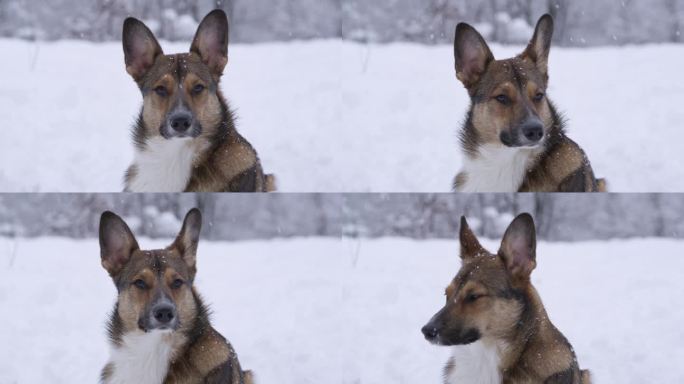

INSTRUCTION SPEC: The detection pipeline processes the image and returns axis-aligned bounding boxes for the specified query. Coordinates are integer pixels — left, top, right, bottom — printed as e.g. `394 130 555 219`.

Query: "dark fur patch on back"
544 366 575 384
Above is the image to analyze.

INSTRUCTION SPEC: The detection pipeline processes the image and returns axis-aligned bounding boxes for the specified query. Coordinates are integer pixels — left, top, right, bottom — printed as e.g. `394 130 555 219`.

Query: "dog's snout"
421 324 439 341
153 304 176 324
169 113 193 133
521 120 544 142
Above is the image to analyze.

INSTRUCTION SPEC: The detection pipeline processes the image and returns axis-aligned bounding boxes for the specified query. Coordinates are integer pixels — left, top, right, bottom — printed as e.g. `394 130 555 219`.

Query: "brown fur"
452 14 604 192
122 10 275 192
422 214 590 383
99 209 252 384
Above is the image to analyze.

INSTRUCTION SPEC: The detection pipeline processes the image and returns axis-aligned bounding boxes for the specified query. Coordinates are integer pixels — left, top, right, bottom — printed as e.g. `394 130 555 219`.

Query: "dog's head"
422 213 537 346
122 10 229 143
455 15 555 148
99 209 202 334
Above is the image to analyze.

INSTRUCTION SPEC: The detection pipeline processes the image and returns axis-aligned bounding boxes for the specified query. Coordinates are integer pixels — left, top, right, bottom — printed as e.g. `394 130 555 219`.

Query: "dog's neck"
504 287 560 379
104 330 187 384
444 340 507 384
457 143 544 192
127 137 210 192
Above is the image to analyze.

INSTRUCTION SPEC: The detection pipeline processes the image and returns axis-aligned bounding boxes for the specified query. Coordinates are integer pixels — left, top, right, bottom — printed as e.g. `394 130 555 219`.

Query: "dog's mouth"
451 329 481 345
142 326 175 333
138 322 180 333
432 329 481 346
159 123 203 140
138 314 181 333
423 322 482 346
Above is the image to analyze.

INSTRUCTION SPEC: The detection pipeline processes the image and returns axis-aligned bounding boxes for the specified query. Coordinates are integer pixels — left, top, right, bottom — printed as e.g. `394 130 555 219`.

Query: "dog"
98 208 253 383
452 14 605 192
122 9 275 192
422 213 590 383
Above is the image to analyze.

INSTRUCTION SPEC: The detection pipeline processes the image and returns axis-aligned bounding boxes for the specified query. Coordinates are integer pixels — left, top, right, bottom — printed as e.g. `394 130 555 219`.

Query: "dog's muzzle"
501 117 546 148
139 301 180 332
161 111 201 139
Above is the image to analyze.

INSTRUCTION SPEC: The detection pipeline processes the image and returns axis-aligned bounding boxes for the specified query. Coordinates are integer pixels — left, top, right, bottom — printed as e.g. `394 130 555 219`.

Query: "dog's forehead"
123 248 188 277
452 256 508 292
141 53 213 88
479 58 546 94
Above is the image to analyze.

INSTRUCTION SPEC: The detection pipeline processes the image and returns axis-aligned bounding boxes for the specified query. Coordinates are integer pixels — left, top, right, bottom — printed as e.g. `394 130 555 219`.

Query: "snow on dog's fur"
122 9 274 192
452 14 604 192
98 208 253 383
422 213 591 383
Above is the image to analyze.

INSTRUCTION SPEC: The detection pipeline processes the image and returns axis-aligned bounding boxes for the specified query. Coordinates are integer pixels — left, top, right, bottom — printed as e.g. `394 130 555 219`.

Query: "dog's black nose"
421 325 439 340
153 305 176 324
169 113 193 132
521 121 544 142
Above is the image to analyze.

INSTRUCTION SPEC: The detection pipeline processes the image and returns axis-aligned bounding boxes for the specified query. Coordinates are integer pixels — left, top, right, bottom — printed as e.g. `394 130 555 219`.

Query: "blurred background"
0 193 682 241
1 0 682 45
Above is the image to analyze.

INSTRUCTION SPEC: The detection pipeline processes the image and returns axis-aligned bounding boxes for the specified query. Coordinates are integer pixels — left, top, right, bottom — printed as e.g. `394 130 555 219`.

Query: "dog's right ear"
454 23 494 90
99 211 139 277
122 17 163 82
459 216 485 260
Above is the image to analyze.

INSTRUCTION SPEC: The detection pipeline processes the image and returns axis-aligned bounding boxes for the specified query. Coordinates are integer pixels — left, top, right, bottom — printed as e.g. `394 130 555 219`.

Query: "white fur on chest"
458 144 539 192
105 331 175 384
127 138 196 192
444 340 505 384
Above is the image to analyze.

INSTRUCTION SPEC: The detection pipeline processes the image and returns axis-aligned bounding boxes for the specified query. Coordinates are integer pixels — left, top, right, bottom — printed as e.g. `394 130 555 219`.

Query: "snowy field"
0 39 683 192
0 236 682 383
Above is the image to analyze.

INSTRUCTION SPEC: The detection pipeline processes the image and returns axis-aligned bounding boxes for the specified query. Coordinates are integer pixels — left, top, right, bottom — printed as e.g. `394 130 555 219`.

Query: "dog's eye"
192 84 205 94
494 95 510 105
170 279 184 289
533 92 545 102
133 279 148 290
464 293 481 303
154 86 168 97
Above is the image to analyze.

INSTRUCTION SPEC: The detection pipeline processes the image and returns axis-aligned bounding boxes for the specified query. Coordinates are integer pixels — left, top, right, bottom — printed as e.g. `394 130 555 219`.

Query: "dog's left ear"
190 9 229 78
521 14 554 79
171 208 202 278
498 213 537 281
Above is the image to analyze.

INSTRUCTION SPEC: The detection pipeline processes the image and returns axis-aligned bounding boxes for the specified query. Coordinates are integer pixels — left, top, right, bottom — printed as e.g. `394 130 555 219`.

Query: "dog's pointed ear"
122 17 163 82
521 14 554 79
454 22 494 90
498 213 537 280
459 216 485 260
171 208 202 277
99 211 139 277
190 9 229 77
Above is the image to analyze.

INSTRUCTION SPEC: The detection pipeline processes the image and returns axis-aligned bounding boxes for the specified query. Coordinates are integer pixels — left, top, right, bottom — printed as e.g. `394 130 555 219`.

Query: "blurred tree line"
0 194 682 241
0 0 682 45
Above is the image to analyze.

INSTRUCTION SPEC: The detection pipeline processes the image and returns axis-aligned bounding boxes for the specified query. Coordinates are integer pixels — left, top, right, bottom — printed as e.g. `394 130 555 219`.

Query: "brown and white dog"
422 213 590 383
452 15 605 192
99 208 253 383
122 10 275 192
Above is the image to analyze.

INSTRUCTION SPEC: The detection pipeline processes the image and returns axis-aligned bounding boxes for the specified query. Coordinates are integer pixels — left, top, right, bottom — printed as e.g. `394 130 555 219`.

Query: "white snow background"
0 236 683 383
1 39 683 192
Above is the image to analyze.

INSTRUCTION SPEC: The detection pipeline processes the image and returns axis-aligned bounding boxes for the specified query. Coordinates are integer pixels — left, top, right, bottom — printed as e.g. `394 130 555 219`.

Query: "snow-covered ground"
0 236 682 383
0 39 683 192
